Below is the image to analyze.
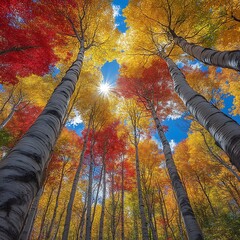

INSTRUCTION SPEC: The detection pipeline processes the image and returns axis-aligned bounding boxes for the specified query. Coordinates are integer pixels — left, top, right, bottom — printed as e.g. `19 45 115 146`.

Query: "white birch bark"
0 46 85 240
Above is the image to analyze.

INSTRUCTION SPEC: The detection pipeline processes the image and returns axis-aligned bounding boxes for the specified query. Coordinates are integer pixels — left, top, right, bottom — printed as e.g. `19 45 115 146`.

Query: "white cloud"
67 109 83 127
114 23 120 29
112 4 121 18
152 135 163 149
169 139 176 151
165 101 182 120
152 136 176 152
188 60 203 69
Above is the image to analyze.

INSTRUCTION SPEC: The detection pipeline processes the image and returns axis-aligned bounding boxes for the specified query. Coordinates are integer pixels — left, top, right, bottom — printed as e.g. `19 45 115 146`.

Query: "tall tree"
0 0 118 238
122 0 240 72
169 29 240 71
161 55 240 170
118 60 203 240
120 99 150 240
121 1 240 170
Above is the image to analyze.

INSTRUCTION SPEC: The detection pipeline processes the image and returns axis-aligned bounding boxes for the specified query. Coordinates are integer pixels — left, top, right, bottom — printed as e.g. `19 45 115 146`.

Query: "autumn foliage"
0 0 240 240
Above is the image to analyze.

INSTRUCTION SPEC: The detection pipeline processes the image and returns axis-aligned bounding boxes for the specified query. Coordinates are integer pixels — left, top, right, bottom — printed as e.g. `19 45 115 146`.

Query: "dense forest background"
0 0 240 239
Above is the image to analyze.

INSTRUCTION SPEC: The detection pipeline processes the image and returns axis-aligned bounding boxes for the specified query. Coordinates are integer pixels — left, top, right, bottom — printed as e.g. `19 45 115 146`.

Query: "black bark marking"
15 150 42 164
44 110 62 121
0 165 40 188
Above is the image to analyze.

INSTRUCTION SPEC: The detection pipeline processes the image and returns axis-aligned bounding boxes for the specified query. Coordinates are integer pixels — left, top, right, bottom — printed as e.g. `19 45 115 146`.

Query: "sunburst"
98 82 112 96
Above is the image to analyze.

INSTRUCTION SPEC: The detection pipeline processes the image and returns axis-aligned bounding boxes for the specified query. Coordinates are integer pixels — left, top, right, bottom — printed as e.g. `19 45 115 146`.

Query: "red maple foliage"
0 0 59 84
5 102 42 142
117 59 176 120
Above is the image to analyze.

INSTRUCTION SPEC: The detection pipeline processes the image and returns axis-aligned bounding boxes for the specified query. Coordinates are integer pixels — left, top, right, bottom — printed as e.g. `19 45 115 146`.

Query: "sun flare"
98 82 112 96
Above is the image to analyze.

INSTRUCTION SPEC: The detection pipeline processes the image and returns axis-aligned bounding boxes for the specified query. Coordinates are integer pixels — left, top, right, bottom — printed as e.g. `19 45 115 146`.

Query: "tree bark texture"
164 56 240 171
0 101 20 130
18 186 44 240
134 143 149 240
0 46 85 240
46 161 67 239
85 156 94 240
150 105 203 240
37 188 54 240
121 159 125 240
62 115 91 240
98 162 106 240
171 30 240 71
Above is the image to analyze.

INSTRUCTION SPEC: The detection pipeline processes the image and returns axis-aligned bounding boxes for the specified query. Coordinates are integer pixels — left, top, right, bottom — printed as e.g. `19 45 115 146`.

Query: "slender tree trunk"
147 206 158 240
201 132 240 181
194 174 216 216
110 173 119 240
0 46 85 240
146 199 158 240
231 14 240 22
163 55 240 171
111 176 116 240
133 210 139 240
0 46 39 55
0 87 16 114
91 166 103 226
221 180 240 208
85 154 94 240
134 142 149 240
77 190 88 240
150 105 203 240
37 188 54 240
152 203 158 239
62 114 91 240
170 29 240 71
160 186 177 240
18 186 44 240
46 161 67 239
77 203 87 240
142 178 158 240
121 159 125 240
98 161 106 240
229 181 240 199
157 185 168 240
0 104 18 130
52 200 67 240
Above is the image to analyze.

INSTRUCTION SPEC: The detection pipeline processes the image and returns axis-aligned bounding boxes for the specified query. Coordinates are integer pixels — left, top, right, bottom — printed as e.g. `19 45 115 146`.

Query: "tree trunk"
62 114 91 240
0 104 18 130
85 153 94 240
37 188 54 240
18 186 44 240
51 200 66 240
157 185 168 240
160 186 177 240
163 56 240 171
77 201 87 240
110 173 119 240
195 174 216 216
150 105 203 240
91 166 103 226
146 199 158 240
133 210 139 240
121 158 125 240
170 29 240 71
201 132 240 181
46 161 67 239
98 161 106 240
0 46 85 240
0 46 39 56
134 142 149 240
